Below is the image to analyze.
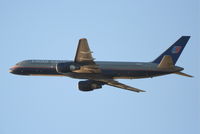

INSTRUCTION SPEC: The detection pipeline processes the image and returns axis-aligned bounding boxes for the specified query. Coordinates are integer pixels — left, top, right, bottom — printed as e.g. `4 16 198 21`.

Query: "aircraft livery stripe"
11 66 170 72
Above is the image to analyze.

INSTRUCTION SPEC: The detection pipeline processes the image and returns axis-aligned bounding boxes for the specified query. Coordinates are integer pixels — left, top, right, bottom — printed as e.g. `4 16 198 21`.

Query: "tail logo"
171 46 182 54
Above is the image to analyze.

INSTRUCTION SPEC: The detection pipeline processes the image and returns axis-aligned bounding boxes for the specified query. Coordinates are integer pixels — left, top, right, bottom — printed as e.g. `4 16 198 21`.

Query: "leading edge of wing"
95 79 146 93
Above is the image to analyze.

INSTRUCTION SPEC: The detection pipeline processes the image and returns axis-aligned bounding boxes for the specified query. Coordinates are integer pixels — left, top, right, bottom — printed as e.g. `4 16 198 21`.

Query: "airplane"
9 36 192 92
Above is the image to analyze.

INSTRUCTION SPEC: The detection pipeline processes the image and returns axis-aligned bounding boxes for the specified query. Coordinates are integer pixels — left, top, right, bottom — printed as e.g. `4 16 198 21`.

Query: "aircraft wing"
95 79 146 93
74 38 95 64
74 38 101 73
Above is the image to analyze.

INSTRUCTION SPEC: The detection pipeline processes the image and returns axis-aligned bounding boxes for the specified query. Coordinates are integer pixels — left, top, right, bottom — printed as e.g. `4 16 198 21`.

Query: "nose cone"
9 66 19 74
9 66 16 74
9 65 27 75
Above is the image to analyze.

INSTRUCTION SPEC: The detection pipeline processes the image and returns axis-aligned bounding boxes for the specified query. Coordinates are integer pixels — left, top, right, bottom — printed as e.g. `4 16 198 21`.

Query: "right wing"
95 79 145 93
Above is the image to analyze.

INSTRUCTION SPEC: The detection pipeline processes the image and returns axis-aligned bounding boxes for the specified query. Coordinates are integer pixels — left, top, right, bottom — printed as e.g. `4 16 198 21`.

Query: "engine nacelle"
56 62 80 74
78 80 103 91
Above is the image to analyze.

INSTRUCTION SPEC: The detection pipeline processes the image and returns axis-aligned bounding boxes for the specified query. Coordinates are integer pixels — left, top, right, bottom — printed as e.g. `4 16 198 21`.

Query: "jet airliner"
9 36 192 92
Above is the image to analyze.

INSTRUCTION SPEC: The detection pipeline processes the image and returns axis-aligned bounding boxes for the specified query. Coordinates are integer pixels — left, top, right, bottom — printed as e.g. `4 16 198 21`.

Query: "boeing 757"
9 36 192 92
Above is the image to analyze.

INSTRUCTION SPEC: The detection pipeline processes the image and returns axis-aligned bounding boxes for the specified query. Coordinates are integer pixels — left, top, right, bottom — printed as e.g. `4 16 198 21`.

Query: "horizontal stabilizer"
157 55 174 69
174 72 193 77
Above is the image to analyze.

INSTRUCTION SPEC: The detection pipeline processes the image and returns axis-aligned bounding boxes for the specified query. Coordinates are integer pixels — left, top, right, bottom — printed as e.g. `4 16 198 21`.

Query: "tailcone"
175 66 184 72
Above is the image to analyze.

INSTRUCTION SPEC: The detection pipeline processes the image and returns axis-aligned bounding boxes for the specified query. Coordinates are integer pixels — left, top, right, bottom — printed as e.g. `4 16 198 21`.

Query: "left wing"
94 79 146 93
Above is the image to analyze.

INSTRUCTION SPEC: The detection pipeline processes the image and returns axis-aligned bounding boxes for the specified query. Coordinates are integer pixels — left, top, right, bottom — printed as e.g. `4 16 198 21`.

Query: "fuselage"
9 60 183 79
9 37 191 92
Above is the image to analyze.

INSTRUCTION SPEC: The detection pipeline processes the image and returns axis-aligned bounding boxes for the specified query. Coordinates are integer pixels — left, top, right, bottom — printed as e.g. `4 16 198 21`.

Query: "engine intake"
56 62 80 74
78 80 103 91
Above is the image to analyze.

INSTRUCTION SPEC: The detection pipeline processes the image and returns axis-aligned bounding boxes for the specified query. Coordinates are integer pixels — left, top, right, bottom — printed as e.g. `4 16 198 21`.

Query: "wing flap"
74 65 101 73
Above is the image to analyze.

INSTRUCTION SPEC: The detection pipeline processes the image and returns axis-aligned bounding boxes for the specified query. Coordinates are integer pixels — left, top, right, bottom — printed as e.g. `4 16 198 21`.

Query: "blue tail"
153 36 190 65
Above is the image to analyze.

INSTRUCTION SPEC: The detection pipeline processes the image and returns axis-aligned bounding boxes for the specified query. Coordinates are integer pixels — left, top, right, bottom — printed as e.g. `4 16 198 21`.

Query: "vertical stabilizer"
153 36 190 65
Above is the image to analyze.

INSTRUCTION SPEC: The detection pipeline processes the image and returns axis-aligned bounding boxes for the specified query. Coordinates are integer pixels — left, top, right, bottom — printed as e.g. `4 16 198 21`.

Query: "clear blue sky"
0 0 199 134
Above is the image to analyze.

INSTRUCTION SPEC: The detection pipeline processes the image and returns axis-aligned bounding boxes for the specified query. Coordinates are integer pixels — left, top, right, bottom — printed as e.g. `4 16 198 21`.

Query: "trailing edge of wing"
95 79 145 93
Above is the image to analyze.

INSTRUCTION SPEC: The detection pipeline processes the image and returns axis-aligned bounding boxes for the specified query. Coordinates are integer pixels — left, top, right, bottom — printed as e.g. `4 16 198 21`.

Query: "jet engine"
56 62 80 73
78 80 103 91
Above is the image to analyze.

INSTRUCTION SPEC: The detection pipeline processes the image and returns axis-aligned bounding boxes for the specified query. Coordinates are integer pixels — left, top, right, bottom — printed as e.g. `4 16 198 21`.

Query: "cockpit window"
16 62 22 66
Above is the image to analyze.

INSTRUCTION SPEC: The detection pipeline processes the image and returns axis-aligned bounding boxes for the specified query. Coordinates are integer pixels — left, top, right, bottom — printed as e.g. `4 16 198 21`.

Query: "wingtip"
79 38 87 41
137 90 146 93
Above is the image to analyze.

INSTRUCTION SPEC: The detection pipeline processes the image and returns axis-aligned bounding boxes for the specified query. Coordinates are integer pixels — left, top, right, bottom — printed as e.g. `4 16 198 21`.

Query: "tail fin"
153 36 190 65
